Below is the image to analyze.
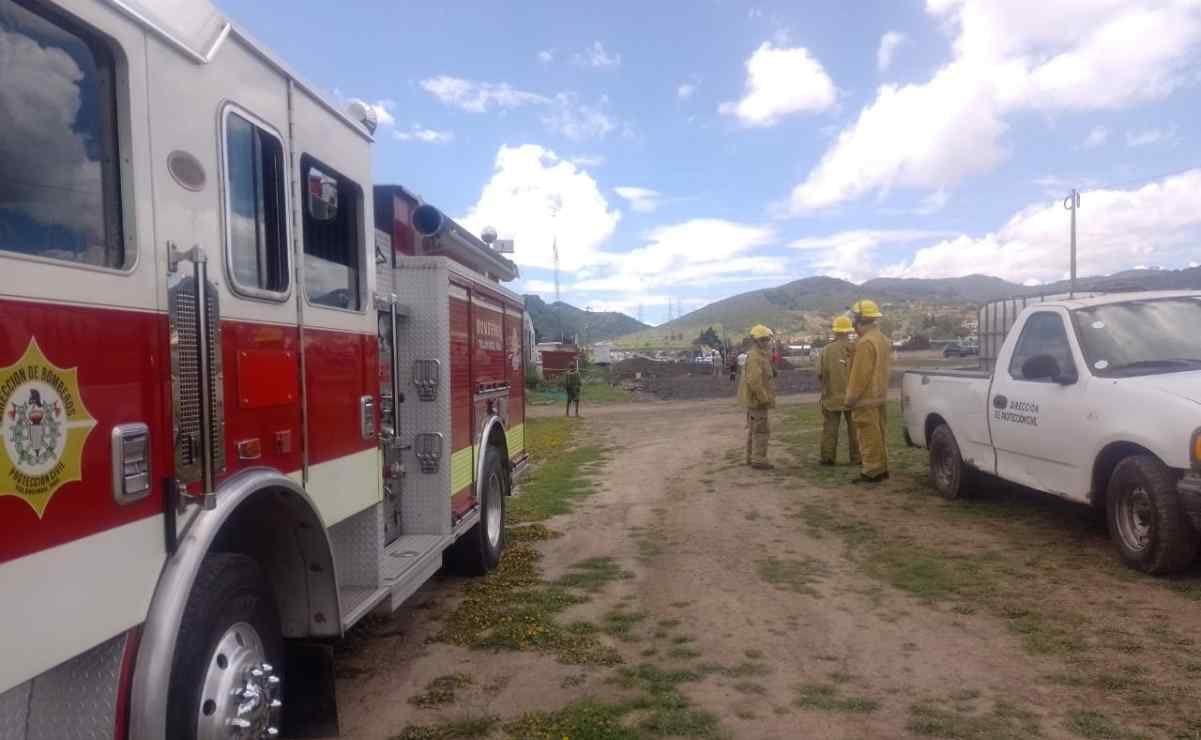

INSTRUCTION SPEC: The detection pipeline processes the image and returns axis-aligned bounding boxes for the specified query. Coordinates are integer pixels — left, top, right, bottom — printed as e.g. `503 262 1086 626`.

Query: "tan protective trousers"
851 405 889 478
820 408 860 465
746 408 770 465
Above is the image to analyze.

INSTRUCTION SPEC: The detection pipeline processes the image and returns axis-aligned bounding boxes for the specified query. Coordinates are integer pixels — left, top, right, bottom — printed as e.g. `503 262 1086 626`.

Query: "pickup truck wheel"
929 424 968 500
447 445 507 577
1106 455 1198 574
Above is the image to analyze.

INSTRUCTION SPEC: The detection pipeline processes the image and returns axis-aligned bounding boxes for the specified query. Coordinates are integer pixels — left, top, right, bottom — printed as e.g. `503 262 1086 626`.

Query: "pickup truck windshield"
1072 297 1201 377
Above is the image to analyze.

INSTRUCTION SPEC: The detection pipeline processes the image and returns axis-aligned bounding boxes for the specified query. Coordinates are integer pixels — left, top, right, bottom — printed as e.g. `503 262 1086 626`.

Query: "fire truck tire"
167 553 285 739
448 444 507 576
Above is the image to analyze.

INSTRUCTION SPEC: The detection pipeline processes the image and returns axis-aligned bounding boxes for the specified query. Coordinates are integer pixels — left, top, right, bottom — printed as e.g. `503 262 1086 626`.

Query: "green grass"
907 701 1041 739
794 683 880 714
603 609 649 641
1065 711 1140 739
755 556 830 597
390 716 498 740
509 417 607 525
555 557 634 592
409 674 473 708
528 380 633 407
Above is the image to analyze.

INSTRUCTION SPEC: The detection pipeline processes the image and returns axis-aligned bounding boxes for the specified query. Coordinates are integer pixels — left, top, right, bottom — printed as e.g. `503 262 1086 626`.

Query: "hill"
611 266 1201 347
524 295 649 343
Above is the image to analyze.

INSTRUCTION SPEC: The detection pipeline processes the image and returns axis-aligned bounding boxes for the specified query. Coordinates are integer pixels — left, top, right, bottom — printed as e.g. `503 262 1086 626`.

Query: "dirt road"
329 397 1201 739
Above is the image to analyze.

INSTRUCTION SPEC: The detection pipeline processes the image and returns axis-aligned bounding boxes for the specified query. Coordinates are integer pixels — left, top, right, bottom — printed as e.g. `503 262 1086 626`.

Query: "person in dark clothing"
563 368 581 417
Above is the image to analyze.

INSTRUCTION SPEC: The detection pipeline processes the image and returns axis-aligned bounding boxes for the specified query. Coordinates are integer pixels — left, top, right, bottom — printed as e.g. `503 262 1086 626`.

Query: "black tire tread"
166 553 282 739
1106 454 1198 575
447 445 506 577
929 424 966 500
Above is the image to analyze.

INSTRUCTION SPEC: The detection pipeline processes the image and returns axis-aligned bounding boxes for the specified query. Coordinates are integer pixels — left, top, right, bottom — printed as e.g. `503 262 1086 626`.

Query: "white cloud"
570 154 606 167
420 75 549 113
572 41 621 68
459 145 620 271
791 1 1201 212
877 31 907 72
393 125 453 144
1126 124 1177 147
538 49 554 64
1083 125 1109 148
613 186 662 213
542 93 617 141
791 229 952 252
677 83 696 99
884 169 1201 283
719 42 837 126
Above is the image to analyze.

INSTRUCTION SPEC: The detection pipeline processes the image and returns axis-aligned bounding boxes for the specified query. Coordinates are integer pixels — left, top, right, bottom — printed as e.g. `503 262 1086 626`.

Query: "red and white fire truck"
0 0 530 737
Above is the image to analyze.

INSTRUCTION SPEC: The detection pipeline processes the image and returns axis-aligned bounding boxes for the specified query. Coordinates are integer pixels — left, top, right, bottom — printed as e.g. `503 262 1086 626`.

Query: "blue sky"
224 0 1201 325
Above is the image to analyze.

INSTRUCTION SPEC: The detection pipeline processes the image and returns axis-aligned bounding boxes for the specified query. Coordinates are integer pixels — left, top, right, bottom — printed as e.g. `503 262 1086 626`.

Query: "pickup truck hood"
1119 370 1201 406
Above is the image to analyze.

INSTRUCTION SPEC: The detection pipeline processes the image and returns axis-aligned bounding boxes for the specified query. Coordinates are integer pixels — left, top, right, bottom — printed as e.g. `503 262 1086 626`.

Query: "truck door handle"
993 395 1008 410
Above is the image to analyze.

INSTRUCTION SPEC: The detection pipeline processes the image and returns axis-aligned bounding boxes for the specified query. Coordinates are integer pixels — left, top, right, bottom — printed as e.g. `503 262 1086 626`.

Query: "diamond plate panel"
0 681 31 740
329 502 382 589
25 632 124 740
393 258 454 535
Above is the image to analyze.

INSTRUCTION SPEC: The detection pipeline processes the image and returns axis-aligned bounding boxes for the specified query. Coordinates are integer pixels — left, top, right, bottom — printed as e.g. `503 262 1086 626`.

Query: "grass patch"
509 417 605 525
390 716 498 740
409 673 473 708
908 700 1041 739
1065 711 1139 739
734 681 768 695
506 523 563 542
556 557 633 592
756 556 830 597
603 609 649 641
723 662 772 678
667 646 702 660
794 683 879 714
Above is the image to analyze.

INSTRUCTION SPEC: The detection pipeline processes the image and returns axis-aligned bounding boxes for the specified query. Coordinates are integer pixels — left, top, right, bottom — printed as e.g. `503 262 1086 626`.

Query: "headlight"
1193 428 1201 470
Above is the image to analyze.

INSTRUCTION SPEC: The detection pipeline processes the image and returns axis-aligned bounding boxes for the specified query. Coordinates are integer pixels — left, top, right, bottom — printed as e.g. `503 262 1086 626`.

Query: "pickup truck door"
987 309 1092 501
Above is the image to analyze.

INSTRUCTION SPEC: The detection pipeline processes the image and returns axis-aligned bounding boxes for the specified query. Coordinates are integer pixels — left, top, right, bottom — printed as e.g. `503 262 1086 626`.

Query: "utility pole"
1064 189 1080 297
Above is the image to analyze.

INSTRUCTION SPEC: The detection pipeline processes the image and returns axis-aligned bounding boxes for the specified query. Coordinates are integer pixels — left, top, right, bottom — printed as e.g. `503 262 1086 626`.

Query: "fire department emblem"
0 338 96 518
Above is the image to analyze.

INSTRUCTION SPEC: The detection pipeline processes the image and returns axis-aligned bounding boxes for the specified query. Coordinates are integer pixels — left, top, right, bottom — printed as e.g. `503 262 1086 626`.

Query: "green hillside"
524 295 649 343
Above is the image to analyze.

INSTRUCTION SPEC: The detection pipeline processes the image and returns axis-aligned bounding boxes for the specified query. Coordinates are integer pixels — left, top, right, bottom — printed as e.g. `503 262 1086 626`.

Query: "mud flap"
281 642 339 738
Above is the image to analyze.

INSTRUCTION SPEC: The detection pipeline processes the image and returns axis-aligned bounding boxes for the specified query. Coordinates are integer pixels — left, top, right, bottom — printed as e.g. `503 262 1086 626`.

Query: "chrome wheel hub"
1118 487 1153 552
197 622 281 739
485 471 503 549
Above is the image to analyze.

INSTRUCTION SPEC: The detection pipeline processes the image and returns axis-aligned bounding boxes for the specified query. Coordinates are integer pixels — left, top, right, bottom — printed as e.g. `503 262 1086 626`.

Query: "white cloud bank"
613 186 662 213
791 0 1201 212
719 42 837 126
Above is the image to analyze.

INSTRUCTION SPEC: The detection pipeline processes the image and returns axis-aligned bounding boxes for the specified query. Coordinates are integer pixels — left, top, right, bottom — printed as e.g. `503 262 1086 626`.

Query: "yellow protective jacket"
738 345 776 409
818 336 853 412
845 325 891 409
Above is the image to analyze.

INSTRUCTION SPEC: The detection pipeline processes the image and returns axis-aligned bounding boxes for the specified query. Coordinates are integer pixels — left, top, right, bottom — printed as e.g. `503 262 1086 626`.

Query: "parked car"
903 291 1201 574
943 342 979 358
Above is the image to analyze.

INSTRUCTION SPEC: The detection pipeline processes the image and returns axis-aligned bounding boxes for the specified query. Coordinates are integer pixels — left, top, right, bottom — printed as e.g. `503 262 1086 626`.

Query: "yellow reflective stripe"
450 446 474 497
506 423 525 455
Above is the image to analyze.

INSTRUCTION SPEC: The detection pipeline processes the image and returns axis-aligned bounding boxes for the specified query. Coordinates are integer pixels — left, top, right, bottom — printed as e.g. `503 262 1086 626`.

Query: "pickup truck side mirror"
1022 354 1077 384
1022 354 1060 382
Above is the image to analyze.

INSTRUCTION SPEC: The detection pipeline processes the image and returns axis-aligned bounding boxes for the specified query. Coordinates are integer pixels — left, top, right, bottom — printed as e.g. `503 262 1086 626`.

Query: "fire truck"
0 0 528 737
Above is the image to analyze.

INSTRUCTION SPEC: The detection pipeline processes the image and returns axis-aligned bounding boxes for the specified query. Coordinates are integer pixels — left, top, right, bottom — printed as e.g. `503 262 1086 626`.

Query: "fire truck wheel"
448 444 507 576
167 553 285 740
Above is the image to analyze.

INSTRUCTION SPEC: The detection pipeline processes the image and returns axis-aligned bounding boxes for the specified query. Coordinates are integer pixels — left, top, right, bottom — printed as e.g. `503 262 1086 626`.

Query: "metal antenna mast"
1064 189 1080 297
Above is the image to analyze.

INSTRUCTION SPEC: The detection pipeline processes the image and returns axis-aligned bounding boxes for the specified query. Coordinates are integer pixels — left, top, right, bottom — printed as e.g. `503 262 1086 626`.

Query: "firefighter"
738 324 777 469
817 316 861 467
845 300 892 483
564 366 582 417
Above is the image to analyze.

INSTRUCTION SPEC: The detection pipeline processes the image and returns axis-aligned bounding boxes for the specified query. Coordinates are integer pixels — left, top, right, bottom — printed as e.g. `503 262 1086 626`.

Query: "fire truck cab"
0 0 525 737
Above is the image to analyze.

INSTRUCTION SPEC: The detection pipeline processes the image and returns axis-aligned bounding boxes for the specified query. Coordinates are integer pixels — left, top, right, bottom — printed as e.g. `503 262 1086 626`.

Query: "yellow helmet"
749 324 774 340
832 316 854 333
851 299 883 319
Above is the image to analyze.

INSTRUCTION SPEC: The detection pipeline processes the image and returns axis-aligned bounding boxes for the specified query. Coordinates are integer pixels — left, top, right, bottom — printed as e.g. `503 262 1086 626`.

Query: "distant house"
536 342 580 379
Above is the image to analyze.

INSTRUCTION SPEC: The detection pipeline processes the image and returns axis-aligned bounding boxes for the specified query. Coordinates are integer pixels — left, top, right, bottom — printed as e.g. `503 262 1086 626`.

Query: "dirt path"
329 398 1201 740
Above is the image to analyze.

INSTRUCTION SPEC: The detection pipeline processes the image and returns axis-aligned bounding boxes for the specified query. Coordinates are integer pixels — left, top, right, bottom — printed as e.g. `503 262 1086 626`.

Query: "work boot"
852 472 889 485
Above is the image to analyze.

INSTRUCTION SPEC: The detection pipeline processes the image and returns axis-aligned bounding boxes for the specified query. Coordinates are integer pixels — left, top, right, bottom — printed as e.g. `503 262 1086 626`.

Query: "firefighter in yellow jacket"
817 316 860 467
738 324 777 469
845 300 892 483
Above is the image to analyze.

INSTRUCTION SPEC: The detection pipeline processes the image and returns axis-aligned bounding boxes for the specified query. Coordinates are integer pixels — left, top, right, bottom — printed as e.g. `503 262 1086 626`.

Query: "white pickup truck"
902 291 1201 574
